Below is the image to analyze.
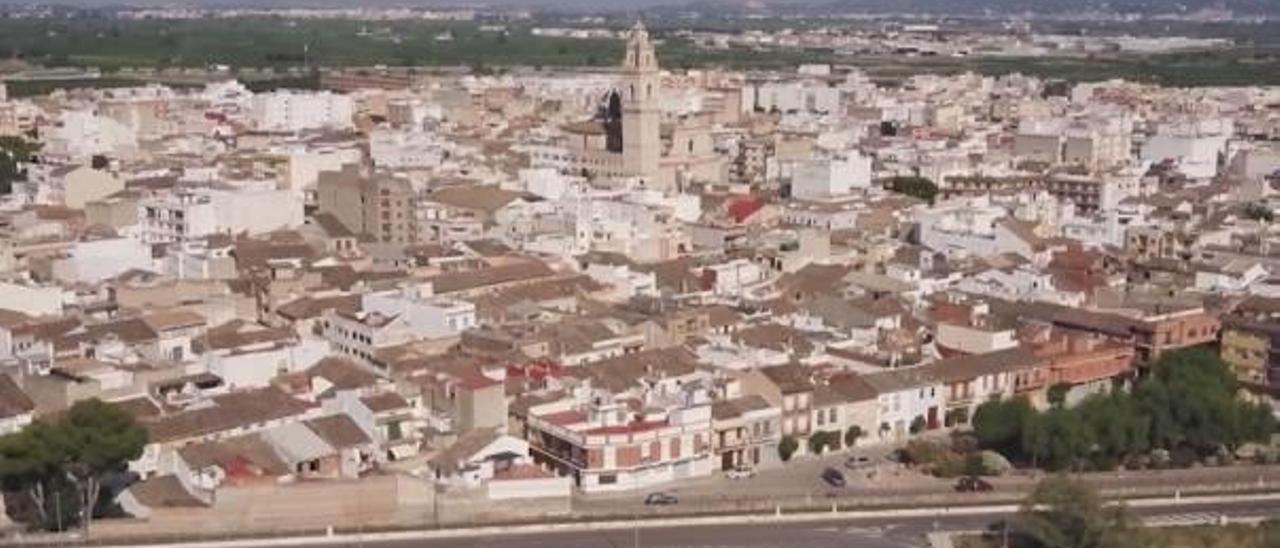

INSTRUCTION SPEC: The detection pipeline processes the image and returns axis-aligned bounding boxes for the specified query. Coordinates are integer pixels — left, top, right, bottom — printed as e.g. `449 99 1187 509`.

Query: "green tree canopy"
844 425 863 447
807 431 834 455
0 136 40 194
1076 393 1150 463
1017 475 1135 548
975 349 1274 470
1023 408 1093 471
1135 348 1272 455
972 397 1035 456
0 399 147 534
886 175 938 204
778 435 798 462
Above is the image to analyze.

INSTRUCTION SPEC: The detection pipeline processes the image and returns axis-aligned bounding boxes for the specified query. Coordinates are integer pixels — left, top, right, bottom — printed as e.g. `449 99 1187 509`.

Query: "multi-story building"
323 285 476 370
249 90 354 132
739 364 814 443
710 395 782 471
728 137 774 186
316 167 418 244
137 188 304 245
1221 318 1280 399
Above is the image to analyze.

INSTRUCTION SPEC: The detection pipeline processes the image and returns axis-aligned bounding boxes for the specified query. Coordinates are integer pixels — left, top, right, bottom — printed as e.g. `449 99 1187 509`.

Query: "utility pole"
633 472 641 548
433 482 442 529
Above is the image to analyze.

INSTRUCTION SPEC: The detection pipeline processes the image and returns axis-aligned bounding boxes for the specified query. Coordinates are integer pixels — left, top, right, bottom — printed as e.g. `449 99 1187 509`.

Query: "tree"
963 452 988 478
984 349 1274 473
1022 408 1093 471
886 175 938 205
1136 348 1274 456
0 422 64 530
1016 475 1134 548
0 399 147 535
778 435 798 462
807 432 824 455
808 431 839 455
1047 383 1072 408
973 397 1035 457
844 425 863 448
1244 203 1274 223
57 399 148 536
0 136 39 195
909 415 927 435
1077 393 1150 465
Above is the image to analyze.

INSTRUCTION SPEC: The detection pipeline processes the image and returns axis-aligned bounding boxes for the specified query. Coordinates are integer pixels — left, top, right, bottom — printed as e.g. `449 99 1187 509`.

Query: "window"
829 408 837 423
599 474 617 485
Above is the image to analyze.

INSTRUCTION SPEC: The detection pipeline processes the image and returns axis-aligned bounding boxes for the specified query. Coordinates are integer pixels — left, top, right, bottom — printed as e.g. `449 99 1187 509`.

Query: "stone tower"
621 21 662 184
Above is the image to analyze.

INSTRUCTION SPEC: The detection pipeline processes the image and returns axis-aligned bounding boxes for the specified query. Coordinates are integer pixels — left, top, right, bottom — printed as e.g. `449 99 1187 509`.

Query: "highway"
108 495 1280 548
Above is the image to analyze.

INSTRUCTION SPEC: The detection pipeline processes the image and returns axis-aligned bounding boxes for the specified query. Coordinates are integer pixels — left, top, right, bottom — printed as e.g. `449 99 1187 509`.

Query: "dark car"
844 454 873 470
644 492 679 505
954 476 994 493
821 467 847 488
984 519 1012 539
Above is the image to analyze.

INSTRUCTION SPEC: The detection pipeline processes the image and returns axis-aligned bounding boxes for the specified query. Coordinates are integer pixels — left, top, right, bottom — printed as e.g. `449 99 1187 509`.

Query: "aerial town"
1 11 1280 548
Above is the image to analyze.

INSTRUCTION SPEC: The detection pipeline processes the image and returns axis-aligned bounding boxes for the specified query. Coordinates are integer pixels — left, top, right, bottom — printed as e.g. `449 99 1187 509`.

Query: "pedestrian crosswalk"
1143 512 1225 527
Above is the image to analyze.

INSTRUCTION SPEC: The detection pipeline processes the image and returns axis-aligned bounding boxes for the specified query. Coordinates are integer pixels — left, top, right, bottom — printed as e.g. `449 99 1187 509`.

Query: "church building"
559 22 722 190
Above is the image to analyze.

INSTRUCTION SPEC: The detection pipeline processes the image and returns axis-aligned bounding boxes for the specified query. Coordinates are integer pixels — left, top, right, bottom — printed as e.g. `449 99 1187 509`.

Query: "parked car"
954 476 994 493
726 466 756 480
821 467 847 488
644 492 679 505
844 454 873 470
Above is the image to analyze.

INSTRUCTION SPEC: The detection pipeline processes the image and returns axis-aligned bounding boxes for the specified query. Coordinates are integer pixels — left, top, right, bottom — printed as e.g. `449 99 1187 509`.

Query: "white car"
726 466 756 480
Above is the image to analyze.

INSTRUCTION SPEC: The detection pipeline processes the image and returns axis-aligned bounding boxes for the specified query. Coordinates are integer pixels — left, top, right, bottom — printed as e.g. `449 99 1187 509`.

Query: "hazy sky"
8 0 1280 13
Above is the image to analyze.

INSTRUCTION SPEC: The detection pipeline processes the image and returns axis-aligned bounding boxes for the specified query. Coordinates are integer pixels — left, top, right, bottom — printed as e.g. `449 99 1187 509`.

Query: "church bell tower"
621 21 662 184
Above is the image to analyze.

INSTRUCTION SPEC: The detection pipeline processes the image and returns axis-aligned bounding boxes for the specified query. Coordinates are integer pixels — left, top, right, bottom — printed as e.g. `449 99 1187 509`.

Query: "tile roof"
428 185 523 214
177 434 290 477
144 387 313 443
360 392 411 413
276 294 361 321
711 394 774 421
142 309 207 332
0 374 35 419
427 260 556 294
428 427 502 474
127 475 209 509
304 414 372 449
196 320 298 353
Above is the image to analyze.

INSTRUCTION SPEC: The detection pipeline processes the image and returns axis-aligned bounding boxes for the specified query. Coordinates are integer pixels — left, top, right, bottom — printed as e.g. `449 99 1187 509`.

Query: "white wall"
0 282 64 316
791 153 871 200
213 189 305 235
488 476 572 500
54 237 154 284
251 91 354 132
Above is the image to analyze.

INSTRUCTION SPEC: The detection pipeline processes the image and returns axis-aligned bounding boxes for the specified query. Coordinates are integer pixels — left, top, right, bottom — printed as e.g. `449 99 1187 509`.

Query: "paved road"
573 455 1280 517
138 497 1280 548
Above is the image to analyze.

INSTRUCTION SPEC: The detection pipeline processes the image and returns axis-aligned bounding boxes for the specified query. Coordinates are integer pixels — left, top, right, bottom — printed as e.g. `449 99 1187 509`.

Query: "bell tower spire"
621 21 662 185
